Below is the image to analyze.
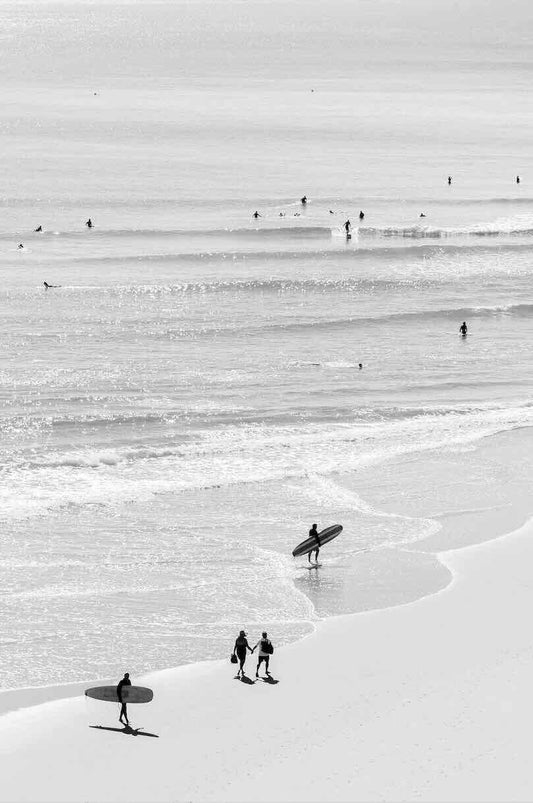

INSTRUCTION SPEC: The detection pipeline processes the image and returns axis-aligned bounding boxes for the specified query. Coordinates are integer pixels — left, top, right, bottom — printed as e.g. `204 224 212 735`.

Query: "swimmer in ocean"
420 213 426 218
459 321 468 336
85 218 93 228
448 176 452 185
252 211 261 219
18 243 24 249
359 210 364 220
358 363 363 369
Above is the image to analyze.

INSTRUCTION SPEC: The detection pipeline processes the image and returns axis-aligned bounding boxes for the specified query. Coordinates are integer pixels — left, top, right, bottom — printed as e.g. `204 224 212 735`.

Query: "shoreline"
0 436 530 717
1 512 533 800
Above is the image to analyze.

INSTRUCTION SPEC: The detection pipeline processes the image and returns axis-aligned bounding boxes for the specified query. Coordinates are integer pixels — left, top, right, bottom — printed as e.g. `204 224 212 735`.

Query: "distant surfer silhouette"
459 321 468 337
43 281 60 289
308 523 320 563
516 175 521 184
358 363 363 369
359 210 364 220
344 220 351 235
34 225 42 232
448 176 452 185
252 211 261 219
301 196 307 205
18 243 24 249
252 632 273 678
233 630 253 678
85 218 93 228
420 213 426 218
279 212 285 217
117 672 131 727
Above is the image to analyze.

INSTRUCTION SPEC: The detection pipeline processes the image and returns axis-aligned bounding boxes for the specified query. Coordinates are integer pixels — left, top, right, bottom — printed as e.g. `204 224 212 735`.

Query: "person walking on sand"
252 632 273 678
308 523 320 563
117 672 131 726
459 321 468 336
233 630 253 677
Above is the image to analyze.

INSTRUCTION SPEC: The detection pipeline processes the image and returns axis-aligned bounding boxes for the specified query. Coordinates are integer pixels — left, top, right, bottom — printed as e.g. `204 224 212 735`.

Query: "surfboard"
292 525 343 557
85 686 153 704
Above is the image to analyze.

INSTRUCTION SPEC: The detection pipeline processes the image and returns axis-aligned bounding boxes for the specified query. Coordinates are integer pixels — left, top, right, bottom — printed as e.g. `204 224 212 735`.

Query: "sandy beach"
1 513 532 802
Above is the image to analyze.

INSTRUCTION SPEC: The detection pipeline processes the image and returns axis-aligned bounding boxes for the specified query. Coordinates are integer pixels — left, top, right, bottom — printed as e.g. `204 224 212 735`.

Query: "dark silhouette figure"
448 176 452 185
85 218 93 228
233 630 253 677
329 210 335 215
279 212 285 217
459 321 468 337
43 281 60 289
359 210 364 220
308 523 320 563
252 211 261 219
117 672 131 726
358 363 363 369
344 220 351 235
301 196 307 205
18 243 24 249
252 632 273 678
516 175 521 184
420 213 426 218
34 225 42 232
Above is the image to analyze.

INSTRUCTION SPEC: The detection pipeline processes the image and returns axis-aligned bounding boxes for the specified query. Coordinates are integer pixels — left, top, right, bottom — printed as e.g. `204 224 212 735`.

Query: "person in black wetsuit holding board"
117 672 131 727
308 523 320 563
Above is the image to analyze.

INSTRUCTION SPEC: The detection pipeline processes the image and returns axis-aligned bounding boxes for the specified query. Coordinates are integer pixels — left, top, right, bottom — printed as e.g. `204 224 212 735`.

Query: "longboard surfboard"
85 685 153 704
292 525 343 557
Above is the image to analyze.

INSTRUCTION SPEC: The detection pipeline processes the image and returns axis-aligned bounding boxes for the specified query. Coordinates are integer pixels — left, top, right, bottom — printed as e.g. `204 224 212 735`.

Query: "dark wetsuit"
234 635 251 674
309 526 320 562
117 676 131 725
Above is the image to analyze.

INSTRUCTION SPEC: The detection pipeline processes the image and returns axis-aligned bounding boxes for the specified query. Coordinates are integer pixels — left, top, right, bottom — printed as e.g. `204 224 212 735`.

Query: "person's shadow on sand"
234 674 255 685
90 725 159 738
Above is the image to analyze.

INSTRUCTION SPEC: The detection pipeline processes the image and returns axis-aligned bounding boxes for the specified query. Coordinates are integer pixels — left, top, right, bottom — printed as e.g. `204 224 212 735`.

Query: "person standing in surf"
308 523 320 563
233 630 253 677
344 220 351 236
117 672 131 727
459 321 468 336
252 632 273 678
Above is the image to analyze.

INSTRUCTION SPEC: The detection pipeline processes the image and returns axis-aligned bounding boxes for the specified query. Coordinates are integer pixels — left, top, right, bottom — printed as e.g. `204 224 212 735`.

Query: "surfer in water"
233 630 253 677
300 195 307 205
85 218 93 228
117 672 131 727
252 211 261 219
34 225 42 232
359 210 364 220
252 632 273 678
308 523 320 563
448 176 452 185
344 220 351 235
459 321 468 337
43 281 60 289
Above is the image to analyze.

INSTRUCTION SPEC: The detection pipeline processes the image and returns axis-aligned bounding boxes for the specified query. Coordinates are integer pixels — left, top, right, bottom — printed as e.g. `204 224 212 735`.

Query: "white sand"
1 518 533 802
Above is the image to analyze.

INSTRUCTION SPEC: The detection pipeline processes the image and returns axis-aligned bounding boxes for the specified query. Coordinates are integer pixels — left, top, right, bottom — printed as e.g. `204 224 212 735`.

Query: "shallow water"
1 0 532 688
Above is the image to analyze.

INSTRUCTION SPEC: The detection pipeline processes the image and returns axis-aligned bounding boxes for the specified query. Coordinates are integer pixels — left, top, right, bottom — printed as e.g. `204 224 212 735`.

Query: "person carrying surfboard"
233 630 253 677
252 632 273 678
117 672 131 727
308 523 320 563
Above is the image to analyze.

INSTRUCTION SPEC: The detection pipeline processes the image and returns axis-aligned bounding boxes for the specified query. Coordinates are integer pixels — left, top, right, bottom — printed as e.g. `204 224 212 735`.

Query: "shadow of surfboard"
90 725 159 738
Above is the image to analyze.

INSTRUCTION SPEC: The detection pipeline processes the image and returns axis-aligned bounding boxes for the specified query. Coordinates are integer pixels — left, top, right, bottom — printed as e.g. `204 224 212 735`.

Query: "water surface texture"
1 0 532 687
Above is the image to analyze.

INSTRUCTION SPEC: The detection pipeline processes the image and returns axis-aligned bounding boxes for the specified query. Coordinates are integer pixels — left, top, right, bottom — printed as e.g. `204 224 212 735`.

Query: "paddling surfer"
308 523 320 563
85 218 93 228
233 630 253 677
43 281 60 289
117 672 131 726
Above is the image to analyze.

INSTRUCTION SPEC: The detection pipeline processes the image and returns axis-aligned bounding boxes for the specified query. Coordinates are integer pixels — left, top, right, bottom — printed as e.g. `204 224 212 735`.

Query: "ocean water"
1 0 533 688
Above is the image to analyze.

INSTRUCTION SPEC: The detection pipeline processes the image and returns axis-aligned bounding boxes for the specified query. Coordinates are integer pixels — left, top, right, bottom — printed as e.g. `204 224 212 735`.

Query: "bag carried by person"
262 639 274 655
230 653 238 664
